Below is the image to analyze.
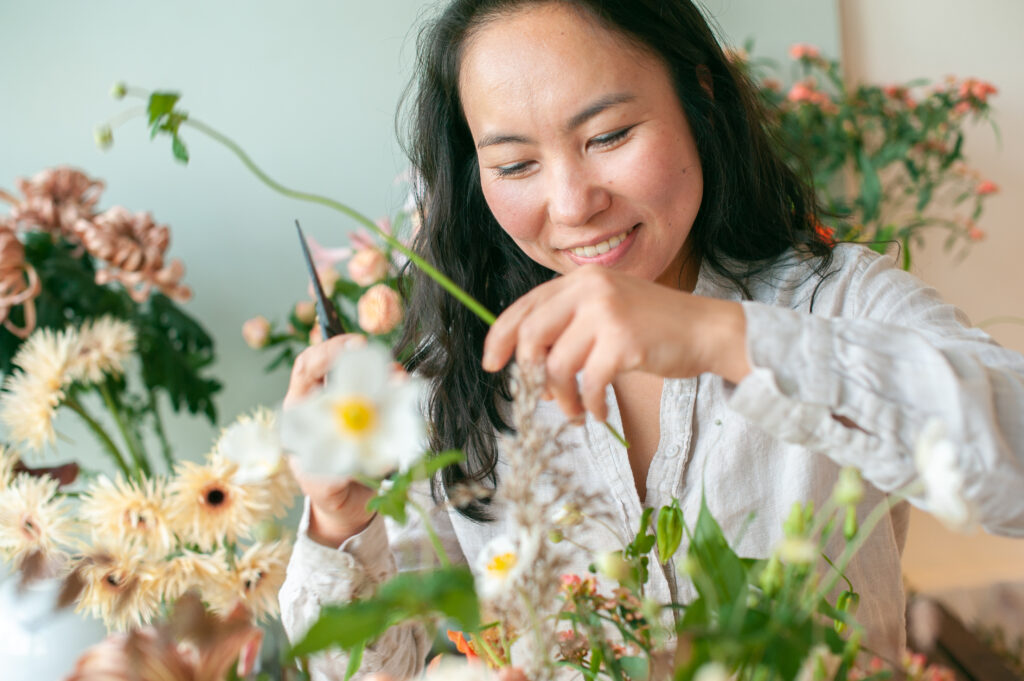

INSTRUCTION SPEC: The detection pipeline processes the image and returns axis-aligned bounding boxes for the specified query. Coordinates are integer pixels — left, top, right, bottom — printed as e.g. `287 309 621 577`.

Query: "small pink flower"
242 316 270 349
787 81 817 103
294 300 316 325
762 78 782 92
560 573 582 590
968 225 986 242
357 284 404 335
976 180 999 196
348 248 390 287
789 43 821 61
953 100 972 115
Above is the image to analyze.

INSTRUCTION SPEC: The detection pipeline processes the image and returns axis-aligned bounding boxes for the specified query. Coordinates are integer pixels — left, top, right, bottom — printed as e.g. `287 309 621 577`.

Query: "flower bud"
552 502 584 527
833 467 864 506
843 505 859 541
548 529 564 544
357 284 404 335
693 662 730 681
595 551 632 583
778 537 817 565
94 124 114 150
110 82 127 99
294 300 316 325
242 316 270 349
347 248 390 287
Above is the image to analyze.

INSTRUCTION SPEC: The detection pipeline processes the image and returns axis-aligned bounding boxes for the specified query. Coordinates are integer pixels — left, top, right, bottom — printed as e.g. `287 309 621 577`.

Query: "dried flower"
205 540 290 622
279 343 426 478
357 283 404 335
167 456 268 551
79 475 175 558
241 315 270 349
0 224 41 338
7 166 104 236
347 247 390 287
72 546 163 631
68 315 136 384
0 473 75 573
159 549 230 603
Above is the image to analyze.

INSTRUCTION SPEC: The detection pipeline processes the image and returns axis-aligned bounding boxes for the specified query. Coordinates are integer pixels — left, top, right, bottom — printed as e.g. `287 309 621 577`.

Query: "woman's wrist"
706 299 752 384
307 503 375 549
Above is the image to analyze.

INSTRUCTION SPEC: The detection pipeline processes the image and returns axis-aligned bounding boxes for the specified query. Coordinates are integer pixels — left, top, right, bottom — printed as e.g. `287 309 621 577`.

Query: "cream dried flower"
68 315 136 384
0 371 64 451
0 444 19 486
205 540 290 622
159 548 231 603
166 455 268 551
79 475 175 558
11 324 77 392
215 408 298 518
280 343 426 478
0 473 75 572
72 546 163 631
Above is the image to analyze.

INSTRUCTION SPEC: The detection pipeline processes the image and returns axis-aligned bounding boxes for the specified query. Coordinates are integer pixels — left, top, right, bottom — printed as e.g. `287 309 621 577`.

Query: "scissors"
295 219 346 339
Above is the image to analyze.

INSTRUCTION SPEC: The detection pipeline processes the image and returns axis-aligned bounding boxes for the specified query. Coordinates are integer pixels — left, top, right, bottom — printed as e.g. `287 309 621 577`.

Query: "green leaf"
147 91 181 126
689 494 747 608
422 449 466 478
857 148 882 223
365 476 411 524
172 134 189 163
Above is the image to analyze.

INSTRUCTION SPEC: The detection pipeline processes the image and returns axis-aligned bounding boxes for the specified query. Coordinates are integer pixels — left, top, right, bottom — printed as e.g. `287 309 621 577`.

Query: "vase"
0 568 107 681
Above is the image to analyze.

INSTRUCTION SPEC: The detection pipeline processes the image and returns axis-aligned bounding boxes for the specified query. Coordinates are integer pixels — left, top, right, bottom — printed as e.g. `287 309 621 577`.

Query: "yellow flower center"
486 551 518 578
332 396 378 439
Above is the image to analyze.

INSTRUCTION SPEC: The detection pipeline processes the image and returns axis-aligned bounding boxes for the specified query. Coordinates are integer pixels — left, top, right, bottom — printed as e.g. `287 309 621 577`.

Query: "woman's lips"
563 224 639 267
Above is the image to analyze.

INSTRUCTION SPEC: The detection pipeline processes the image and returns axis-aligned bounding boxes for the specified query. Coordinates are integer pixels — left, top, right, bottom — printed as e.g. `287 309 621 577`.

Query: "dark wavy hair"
396 0 834 521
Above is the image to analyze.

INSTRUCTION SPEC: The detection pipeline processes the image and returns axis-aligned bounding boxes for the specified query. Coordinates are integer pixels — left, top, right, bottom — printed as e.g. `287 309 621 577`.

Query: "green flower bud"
94 124 113 150
595 550 633 583
843 505 858 541
834 467 865 506
778 537 817 565
548 529 564 544
783 501 806 537
656 501 684 564
758 555 783 596
110 81 127 99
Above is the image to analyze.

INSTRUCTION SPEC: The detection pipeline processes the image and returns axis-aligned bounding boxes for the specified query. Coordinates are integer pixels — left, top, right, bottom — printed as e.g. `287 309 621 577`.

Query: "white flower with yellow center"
475 534 528 600
280 343 426 478
67 315 136 384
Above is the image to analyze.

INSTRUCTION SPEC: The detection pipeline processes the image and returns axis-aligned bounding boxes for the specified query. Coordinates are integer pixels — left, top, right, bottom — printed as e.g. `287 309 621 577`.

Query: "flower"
357 283 404 334
242 315 270 348
279 343 426 478
0 223 42 339
159 548 230 602
294 300 316 325
0 371 62 451
73 546 163 631
777 537 817 565
205 540 290 622
789 43 821 61
94 125 114 151
0 473 75 572
552 502 584 527
914 419 976 532
214 408 285 484
167 456 268 550
976 180 999 195
7 166 104 236
447 630 481 660
422 659 497 681
833 467 864 506
595 550 633 582
348 247 390 287
693 661 731 681
10 324 76 391
79 475 175 558
475 535 526 600
68 315 136 384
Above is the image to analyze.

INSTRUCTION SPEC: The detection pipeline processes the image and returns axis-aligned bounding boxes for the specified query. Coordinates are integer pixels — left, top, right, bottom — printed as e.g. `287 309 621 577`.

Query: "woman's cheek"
481 177 542 241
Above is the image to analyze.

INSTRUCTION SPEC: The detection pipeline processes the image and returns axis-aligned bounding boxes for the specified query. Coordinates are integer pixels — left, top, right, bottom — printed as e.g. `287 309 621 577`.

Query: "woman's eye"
589 126 634 150
493 161 532 178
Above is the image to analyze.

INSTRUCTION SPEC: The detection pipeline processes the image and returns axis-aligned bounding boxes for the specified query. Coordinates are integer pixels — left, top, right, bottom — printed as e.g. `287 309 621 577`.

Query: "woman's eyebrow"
475 92 636 150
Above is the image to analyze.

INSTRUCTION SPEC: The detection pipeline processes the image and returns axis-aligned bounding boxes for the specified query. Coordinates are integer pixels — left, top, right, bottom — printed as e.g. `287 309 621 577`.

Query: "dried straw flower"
72 205 191 303
0 326 77 450
204 539 290 622
0 223 41 338
2 166 104 236
79 475 176 559
0 444 17 486
72 546 163 631
167 456 268 551
0 473 75 574
68 315 137 384
160 549 231 603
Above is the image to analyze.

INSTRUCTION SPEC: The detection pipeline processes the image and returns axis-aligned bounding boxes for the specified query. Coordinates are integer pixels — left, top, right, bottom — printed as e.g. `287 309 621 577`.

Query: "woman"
279 1 1024 678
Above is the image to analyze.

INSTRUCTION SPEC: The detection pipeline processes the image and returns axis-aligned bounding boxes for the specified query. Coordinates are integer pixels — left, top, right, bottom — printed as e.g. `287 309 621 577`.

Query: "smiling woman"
276 1 1024 679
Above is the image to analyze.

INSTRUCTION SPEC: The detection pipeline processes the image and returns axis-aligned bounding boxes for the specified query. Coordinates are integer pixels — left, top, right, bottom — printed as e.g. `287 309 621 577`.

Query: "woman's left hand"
481 265 751 422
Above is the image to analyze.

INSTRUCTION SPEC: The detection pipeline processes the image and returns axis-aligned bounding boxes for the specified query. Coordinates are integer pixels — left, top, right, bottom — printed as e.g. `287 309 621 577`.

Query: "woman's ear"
697 64 714 99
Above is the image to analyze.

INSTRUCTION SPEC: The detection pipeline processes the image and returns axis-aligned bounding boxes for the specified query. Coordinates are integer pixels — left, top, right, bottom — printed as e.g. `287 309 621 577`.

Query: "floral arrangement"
728 43 999 268
0 166 221 477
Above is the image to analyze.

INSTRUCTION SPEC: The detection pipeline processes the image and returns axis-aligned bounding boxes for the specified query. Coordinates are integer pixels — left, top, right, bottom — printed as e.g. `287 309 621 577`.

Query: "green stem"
976 315 1024 329
98 382 151 478
472 631 504 669
808 495 894 607
408 499 451 567
145 385 175 473
63 396 133 479
182 117 496 326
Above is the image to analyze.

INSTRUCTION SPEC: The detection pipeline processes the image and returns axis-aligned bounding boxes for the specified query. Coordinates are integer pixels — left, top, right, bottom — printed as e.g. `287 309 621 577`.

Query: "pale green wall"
0 1 839 469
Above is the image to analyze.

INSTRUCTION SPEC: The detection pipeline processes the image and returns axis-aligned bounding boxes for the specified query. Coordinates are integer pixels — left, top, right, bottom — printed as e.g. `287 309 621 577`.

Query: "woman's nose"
546 162 611 228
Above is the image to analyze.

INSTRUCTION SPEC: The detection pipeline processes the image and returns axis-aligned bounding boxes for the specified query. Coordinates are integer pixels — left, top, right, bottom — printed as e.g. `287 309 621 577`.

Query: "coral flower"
976 180 999 196
242 315 270 349
357 283 404 335
6 166 104 236
79 474 175 559
0 473 75 572
348 247 390 287
789 43 821 61
167 456 268 551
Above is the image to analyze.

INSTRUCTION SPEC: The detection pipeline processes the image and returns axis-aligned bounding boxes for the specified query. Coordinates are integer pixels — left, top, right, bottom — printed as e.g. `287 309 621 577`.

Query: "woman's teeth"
569 226 635 257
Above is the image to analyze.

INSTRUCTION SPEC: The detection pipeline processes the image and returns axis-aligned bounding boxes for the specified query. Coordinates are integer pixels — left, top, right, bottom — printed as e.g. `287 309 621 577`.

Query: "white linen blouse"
279 243 1024 680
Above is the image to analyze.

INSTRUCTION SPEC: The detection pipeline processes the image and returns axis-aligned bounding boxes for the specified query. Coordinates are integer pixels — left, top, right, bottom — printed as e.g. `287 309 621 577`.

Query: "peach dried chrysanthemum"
0 473 75 573
2 166 104 236
166 456 268 551
205 540 290 622
72 546 163 631
71 206 191 303
79 475 175 559
159 548 231 603
68 315 136 384
0 224 41 339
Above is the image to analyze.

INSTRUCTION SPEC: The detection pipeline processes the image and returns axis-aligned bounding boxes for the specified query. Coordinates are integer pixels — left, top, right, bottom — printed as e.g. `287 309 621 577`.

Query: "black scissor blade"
295 220 346 338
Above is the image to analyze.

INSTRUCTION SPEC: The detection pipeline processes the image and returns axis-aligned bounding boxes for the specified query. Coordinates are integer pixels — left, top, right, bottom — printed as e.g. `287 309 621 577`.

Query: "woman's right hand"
284 333 377 548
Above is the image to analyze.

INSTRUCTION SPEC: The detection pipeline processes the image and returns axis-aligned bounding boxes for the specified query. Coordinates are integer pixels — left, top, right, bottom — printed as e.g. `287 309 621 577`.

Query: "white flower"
475 534 527 600
914 419 977 532
279 343 425 478
777 537 817 565
795 644 842 681
216 408 285 484
693 661 731 681
423 659 496 681
67 315 136 384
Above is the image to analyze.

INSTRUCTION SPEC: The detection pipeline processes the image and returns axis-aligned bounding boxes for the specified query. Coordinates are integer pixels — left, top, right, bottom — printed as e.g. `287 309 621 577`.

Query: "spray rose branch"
99 85 630 450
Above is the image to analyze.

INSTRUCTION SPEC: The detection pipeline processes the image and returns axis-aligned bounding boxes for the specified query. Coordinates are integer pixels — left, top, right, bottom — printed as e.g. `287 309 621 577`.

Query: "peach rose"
789 43 821 61
357 284 404 335
294 300 316 325
242 316 270 348
348 248 390 287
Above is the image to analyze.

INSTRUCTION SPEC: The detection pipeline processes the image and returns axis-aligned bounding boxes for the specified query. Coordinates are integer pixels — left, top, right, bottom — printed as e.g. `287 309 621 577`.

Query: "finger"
580 338 621 423
482 280 563 372
544 317 596 422
284 333 365 407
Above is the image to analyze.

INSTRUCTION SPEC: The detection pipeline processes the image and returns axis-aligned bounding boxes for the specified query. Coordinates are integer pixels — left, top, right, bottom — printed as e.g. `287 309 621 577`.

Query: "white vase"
0 569 107 681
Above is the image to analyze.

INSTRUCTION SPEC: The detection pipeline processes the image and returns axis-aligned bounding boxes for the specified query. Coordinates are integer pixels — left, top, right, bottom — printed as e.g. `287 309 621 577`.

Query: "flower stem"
98 382 151 478
182 117 497 326
145 384 175 473
409 499 451 567
63 396 133 479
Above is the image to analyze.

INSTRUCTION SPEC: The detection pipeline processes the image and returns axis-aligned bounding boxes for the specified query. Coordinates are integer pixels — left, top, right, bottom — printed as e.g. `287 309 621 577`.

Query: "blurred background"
1 0 1021 613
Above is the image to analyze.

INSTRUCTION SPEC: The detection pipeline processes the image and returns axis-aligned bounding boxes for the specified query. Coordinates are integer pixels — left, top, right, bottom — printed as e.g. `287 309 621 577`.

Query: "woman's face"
458 3 704 287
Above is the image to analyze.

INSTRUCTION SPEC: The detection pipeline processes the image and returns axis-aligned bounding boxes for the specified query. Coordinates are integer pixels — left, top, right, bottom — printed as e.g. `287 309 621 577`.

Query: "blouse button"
667 444 681 458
